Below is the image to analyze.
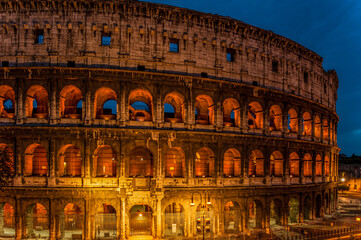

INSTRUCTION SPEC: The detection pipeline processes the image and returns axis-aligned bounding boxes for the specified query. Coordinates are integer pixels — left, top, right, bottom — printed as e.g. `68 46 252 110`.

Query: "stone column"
215 102 223 131
242 144 249 185
156 195 164 238
300 151 304 184
298 111 303 137
48 139 56 187
49 200 56 240
84 199 93 240
50 78 57 124
312 152 316 183
121 198 126 239
84 90 92 125
299 193 304 223
241 100 248 132
16 79 24 124
155 92 162 126
15 198 22 239
264 147 270 183
265 197 270 233
284 148 290 184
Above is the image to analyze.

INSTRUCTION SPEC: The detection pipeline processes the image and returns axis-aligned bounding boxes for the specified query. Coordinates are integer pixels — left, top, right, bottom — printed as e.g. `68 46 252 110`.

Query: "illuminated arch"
248 102 263 129
0 85 15 118
287 108 298 133
270 151 283 177
129 89 153 121
249 150 264 177
289 152 300 177
164 91 185 123
223 98 240 127
224 201 241 233
302 112 312 136
94 87 117 120
25 85 48 118
316 154 322 176
164 203 184 237
314 115 321 139
24 144 48 176
94 146 117 177
223 148 241 177
58 145 82 177
59 85 82 119
195 95 214 125
25 203 49 238
96 204 117 238
269 105 283 131
129 147 153 177
164 147 185 177
323 118 329 140
303 153 313 177
195 147 215 177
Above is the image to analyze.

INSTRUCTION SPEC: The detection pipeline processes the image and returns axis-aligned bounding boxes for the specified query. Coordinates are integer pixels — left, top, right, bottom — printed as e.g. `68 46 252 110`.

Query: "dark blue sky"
144 0 361 156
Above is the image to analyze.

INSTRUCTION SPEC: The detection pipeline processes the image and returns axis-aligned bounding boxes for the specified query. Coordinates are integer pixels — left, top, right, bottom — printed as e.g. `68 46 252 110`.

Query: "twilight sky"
143 0 361 156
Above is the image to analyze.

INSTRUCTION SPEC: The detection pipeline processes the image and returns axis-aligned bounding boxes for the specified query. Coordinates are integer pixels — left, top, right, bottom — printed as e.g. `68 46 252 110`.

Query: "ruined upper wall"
0 0 338 111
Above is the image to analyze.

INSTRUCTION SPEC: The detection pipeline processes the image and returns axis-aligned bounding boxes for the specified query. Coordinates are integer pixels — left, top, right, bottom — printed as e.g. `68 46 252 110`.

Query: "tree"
0 147 15 189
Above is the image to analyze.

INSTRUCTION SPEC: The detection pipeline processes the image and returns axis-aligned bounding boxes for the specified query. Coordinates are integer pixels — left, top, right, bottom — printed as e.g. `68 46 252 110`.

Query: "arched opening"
249 200 263 229
58 145 82 177
315 195 322 218
303 153 313 177
325 156 330 176
164 92 185 123
269 105 283 131
194 147 214 177
289 152 300 177
94 87 117 120
165 148 185 178
129 205 152 236
129 89 153 121
289 198 299 223
24 144 48 176
315 155 322 176
61 203 83 239
129 147 153 177
287 108 298 133
248 150 264 177
223 98 240 127
270 199 282 226
303 196 312 220
95 204 116 239
323 119 329 140
25 85 48 118
0 85 15 118
224 201 240 234
223 148 241 177
164 203 184 237
270 151 283 177
25 203 49 239
196 204 214 236
302 112 312 136
0 144 15 178
94 146 117 177
195 95 214 125
248 102 263 129
59 85 82 119
314 116 321 139
0 203 15 237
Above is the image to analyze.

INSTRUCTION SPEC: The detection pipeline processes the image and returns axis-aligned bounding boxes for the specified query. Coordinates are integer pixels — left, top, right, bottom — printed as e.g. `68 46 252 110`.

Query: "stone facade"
0 0 339 239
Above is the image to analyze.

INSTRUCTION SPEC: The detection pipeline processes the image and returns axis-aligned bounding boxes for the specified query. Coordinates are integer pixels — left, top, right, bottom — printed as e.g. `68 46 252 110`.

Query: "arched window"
0 202 15 237
164 203 184 237
269 105 283 131
287 108 298 133
323 119 329 140
164 92 185 123
25 203 49 239
94 87 117 120
165 148 185 177
248 102 263 129
129 89 153 121
195 147 214 177
314 116 321 139
223 148 241 177
0 85 15 118
129 147 153 177
223 98 240 127
96 204 116 238
63 203 83 237
316 155 322 176
249 150 264 177
24 144 48 176
302 112 312 136
270 151 283 177
59 85 82 119
58 145 82 177
26 85 48 118
195 95 214 125
94 146 117 177
289 152 300 177
303 153 313 177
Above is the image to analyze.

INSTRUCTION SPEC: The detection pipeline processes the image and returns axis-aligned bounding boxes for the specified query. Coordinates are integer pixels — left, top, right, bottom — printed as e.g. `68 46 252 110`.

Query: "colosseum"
0 0 339 239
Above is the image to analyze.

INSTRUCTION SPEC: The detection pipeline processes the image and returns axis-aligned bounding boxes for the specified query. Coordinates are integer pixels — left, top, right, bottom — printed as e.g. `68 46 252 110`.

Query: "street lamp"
190 191 212 240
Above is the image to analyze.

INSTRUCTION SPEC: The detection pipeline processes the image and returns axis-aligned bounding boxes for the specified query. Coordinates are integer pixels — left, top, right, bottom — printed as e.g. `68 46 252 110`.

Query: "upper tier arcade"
0 0 338 112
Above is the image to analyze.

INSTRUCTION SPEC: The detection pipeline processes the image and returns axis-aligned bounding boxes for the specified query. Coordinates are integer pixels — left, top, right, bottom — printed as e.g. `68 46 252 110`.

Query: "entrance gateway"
130 205 153 236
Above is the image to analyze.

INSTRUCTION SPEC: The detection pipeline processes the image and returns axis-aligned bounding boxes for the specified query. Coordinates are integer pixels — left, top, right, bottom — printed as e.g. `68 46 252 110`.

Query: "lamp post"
190 191 212 240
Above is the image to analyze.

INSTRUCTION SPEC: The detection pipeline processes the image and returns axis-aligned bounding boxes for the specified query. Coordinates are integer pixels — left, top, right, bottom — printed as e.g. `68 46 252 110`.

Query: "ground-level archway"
270 199 282 226
224 201 241 234
95 204 116 239
25 203 49 239
129 205 153 236
303 196 312 220
248 200 263 229
61 203 83 239
164 203 184 237
289 198 299 223
0 203 15 238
